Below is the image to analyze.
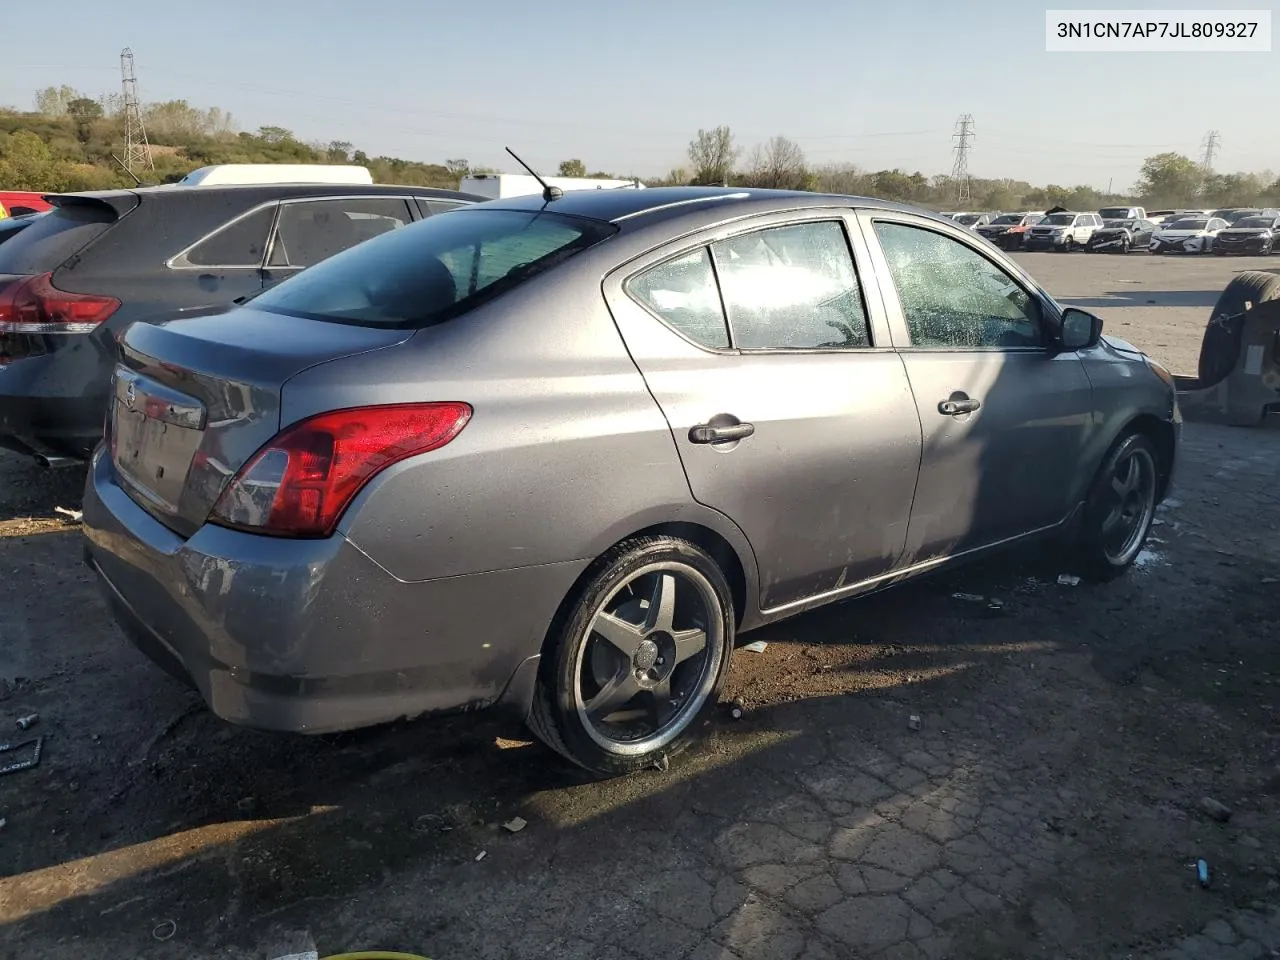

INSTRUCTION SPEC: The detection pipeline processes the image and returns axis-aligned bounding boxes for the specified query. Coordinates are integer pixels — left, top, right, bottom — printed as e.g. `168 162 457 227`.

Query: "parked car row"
71 182 1179 775
942 205 1280 256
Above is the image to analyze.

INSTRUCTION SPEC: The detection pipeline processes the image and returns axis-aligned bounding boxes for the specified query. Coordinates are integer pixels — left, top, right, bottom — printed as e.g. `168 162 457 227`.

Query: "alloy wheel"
572 562 724 755
1099 445 1157 566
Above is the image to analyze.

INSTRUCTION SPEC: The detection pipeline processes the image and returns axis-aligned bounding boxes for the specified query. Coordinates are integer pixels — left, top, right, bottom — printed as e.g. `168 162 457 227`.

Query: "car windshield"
1165 219 1208 231
1103 220 1135 228
1233 217 1275 229
1226 210 1259 221
1098 208 1133 219
953 214 981 225
249 208 617 329
990 215 1023 224
1043 214 1075 225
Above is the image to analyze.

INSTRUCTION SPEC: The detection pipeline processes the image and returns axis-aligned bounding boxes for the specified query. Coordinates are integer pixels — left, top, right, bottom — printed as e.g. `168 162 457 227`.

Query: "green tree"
326 140 353 162
256 125 293 145
1136 152 1202 207
0 130 63 190
557 158 587 178
688 126 736 185
586 170 615 179
743 136 809 190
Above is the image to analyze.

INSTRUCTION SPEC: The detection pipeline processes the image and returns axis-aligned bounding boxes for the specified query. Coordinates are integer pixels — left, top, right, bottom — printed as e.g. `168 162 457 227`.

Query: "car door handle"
938 398 982 416
689 422 755 444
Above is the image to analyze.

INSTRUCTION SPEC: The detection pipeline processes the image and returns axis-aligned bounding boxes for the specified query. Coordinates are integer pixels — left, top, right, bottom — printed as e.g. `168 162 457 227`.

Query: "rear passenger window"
628 249 729 349
269 198 414 268
184 205 275 267
711 221 870 350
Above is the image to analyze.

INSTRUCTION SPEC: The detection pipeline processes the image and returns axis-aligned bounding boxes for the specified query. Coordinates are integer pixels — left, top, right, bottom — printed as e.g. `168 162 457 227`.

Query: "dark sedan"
1086 218 1157 253
1212 216 1280 256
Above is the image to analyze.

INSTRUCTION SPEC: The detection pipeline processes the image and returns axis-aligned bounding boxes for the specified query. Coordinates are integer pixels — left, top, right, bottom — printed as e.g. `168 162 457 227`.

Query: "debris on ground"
152 919 177 941
502 816 527 834
651 754 670 773
54 507 82 522
1196 859 1211 888
474 850 487 862
985 598 1006 616
908 714 922 731
15 713 38 730
742 640 768 653
951 592 985 603
0 816 7 829
236 797 257 813
1057 574 1082 587
727 698 746 720
1198 796 1233 823
0 736 43 775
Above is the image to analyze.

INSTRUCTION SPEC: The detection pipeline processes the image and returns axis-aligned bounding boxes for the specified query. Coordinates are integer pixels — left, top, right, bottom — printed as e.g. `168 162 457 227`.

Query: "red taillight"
209 402 473 538
0 272 120 334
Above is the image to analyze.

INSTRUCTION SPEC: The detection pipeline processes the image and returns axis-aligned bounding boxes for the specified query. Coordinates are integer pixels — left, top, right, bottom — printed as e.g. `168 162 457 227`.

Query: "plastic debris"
951 592 985 603
742 640 768 653
152 919 177 942
0 817 7 829
1057 574 1081 587
1261 577 1279 585
652 753 670 773
54 507 83 522
1196 859 1211 888
985 599 1006 616
502 817 527 834
1198 796 1232 823
728 698 746 720
908 715 922 731
15 714 38 731
474 850 487 862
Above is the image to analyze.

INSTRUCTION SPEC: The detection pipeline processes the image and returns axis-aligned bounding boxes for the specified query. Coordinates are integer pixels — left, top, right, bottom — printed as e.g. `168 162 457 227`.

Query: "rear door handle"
689 422 755 444
938 398 982 416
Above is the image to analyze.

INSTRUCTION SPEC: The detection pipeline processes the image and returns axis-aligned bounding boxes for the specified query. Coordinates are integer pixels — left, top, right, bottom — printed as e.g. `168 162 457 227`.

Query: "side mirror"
1058 307 1103 351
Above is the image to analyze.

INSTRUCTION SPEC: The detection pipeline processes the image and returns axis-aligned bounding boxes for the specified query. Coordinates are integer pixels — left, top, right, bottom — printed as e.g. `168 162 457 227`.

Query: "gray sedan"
82 187 1181 777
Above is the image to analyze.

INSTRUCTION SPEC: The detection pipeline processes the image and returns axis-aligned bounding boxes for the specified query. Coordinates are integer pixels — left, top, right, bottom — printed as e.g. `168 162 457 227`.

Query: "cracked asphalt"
1 255 1278 959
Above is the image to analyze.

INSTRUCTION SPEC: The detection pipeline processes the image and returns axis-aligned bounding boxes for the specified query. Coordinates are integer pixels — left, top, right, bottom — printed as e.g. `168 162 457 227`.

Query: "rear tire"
1073 432 1160 583
527 536 735 777
1196 271 1280 387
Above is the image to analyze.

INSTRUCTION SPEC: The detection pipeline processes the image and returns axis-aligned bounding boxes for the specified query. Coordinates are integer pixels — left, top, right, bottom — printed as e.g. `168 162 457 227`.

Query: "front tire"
1073 432 1160 582
528 536 735 777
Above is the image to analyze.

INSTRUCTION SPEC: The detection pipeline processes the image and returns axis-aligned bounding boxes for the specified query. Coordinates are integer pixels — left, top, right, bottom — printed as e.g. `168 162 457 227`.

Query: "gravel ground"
0 253 1278 960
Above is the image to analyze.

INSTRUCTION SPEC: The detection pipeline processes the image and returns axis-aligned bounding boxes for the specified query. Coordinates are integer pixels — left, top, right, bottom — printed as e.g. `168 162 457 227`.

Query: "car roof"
475 186 948 228
51 183 485 205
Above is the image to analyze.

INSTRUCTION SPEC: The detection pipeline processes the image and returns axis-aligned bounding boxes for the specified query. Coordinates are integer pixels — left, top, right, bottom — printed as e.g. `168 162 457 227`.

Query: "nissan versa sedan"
82 187 1181 777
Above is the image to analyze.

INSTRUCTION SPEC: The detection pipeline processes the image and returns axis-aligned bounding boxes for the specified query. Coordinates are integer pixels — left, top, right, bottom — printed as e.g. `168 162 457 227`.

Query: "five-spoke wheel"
529 537 734 776
1073 431 1160 581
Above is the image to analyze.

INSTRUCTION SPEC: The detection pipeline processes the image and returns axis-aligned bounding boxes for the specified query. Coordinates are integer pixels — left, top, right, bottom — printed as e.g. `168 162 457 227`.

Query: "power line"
120 48 154 176
951 114 975 203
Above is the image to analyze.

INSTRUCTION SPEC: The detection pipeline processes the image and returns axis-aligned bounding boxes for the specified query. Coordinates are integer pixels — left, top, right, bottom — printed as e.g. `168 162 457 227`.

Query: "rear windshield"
1098 208 1133 219
953 214 981 225
1166 219 1207 230
990 215 1023 225
1043 214 1076 225
0 202 117 275
1234 217 1276 229
250 208 617 328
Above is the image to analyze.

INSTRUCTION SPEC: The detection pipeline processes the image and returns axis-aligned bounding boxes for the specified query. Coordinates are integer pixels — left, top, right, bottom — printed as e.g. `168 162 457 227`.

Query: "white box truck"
459 173 644 200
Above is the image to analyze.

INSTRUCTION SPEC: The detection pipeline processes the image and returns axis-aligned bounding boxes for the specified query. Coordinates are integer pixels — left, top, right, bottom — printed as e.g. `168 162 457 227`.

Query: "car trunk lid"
111 307 412 537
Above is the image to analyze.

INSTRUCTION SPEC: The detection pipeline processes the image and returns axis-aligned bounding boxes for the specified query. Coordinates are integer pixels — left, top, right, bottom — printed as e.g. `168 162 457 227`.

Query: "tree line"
3 87 1278 213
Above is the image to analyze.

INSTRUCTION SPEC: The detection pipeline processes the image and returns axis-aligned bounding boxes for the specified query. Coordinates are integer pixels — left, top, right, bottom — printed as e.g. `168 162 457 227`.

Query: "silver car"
82 187 1181 777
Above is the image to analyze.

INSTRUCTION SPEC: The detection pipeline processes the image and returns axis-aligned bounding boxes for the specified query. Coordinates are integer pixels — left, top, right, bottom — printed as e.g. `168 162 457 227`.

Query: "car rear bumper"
0 348 111 458
81 447 586 734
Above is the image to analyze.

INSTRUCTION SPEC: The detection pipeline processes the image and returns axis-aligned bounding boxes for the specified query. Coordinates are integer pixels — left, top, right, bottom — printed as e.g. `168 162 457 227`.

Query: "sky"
5 0 1277 190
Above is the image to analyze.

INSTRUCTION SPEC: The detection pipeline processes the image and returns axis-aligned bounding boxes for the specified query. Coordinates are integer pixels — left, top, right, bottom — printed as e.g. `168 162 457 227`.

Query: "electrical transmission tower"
951 114 975 204
1200 130 1220 176
120 48 154 176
